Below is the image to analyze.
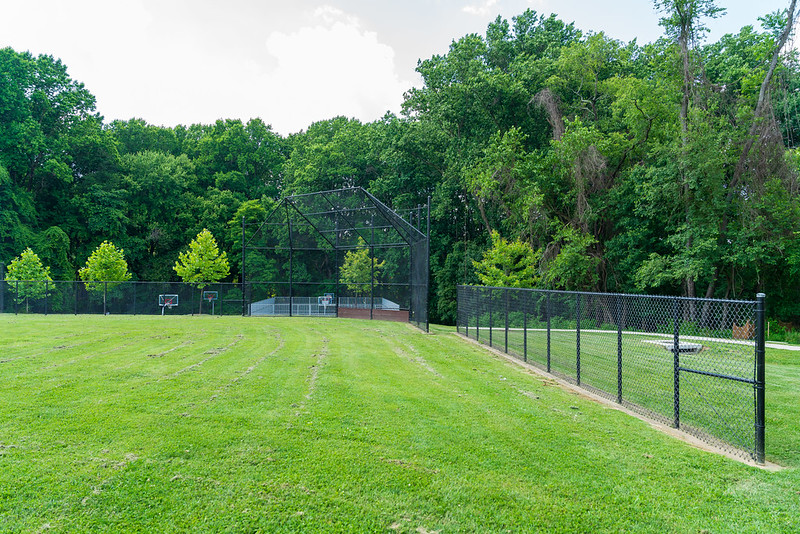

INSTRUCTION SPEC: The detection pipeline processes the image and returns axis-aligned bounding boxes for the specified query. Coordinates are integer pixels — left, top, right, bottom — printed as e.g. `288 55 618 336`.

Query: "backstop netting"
243 187 429 331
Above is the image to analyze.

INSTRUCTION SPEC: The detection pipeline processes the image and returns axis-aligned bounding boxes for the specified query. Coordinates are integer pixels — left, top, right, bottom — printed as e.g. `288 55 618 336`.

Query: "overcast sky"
1 0 794 135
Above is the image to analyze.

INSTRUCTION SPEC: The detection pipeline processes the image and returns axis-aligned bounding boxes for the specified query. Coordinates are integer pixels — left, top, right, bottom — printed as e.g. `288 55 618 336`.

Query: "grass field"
1 315 799 533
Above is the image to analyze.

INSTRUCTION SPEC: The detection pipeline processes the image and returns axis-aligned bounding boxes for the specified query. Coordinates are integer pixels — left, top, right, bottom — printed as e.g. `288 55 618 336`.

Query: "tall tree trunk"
727 0 796 198
677 2 696 298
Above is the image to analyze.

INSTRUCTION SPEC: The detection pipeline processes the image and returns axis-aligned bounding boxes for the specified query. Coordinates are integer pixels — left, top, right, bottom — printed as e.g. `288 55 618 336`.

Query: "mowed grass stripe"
0 316 798 533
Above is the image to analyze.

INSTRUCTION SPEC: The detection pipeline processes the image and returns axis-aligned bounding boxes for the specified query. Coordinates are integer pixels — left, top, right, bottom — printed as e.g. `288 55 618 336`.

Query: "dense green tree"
473 231 540 288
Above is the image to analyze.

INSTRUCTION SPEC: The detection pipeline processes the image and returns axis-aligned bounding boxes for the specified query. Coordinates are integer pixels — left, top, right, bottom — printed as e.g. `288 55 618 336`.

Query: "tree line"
2 1 800 325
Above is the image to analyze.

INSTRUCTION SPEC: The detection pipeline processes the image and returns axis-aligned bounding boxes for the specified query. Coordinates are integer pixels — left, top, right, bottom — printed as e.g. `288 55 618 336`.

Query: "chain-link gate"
457 285 766 464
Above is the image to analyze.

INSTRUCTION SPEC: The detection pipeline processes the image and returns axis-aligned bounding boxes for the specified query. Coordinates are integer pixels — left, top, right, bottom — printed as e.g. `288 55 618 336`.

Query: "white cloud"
0 1 410 134
261 6 410 133
463 0 500 17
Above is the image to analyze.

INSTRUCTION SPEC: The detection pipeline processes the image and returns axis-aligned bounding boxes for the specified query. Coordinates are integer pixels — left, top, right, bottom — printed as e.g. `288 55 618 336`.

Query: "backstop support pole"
426 196 430 333
369 213 375 319
241 215 246 317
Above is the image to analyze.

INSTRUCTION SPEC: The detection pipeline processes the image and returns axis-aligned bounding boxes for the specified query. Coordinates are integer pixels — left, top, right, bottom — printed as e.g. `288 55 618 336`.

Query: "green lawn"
1 315 798 533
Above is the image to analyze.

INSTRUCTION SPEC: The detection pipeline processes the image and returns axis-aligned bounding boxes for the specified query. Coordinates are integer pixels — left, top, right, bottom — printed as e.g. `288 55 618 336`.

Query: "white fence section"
249 296 400 316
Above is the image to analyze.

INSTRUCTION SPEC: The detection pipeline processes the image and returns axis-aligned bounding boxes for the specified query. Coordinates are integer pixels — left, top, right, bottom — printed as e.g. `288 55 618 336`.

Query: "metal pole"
617 295 623 404
103 281 107 315
504 288 509 353
546 293 551 373
476 287 480 341
523 292 528 362
289 218 293 318
426 196 430 333
456 286 460 334
0 262 4 313
74 281 78 315
489 289 493 348
133 281 137 315
576 293 581 385
464 287 468 337
755 293 766 464
370 213 374 321
673 298 681 429
241 215 246 317
15 280 18 314
335 215 340 318
44 280 48 315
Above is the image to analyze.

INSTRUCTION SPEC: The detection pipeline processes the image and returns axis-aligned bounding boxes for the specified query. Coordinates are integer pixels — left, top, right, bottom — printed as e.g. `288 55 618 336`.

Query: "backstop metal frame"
242 187 430 331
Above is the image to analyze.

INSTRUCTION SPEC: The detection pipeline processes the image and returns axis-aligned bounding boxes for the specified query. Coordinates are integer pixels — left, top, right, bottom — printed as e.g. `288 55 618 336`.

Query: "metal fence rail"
456 285 766 464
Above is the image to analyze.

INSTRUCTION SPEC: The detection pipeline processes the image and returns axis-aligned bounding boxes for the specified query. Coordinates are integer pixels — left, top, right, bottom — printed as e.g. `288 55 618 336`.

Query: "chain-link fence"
0 280 421 324
457 285 766 464
0 281 245 316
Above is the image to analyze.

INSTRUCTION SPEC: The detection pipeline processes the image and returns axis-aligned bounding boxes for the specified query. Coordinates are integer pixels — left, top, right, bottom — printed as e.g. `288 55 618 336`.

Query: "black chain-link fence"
0 279 426 326
457 285 766 464
0 281 245 316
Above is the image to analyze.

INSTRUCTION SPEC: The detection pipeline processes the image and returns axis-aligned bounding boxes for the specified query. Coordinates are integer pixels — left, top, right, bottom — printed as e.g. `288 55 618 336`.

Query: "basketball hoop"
158 294 179 315
202 291 219 315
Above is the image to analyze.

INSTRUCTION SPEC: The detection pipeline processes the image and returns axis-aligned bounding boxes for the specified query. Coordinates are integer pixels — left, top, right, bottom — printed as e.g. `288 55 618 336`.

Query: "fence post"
74 281 78 315
489 289 493 348
241 215 247 317
546 292 551 373
476 288 480 342
370 213 375 321
576 293 581 385
523 291 528 362
103 281 108 315
456 286 460 335
617 295 623 404
44 280 48 315
504 288 509 353
133 282 137 315
15 281 18 314
463 287 468 337
755 293 766 464
673 298 681 429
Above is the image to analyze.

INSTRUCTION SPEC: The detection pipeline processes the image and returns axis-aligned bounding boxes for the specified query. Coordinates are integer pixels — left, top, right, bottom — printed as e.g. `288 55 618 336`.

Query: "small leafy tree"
541 226 599 291
79 241 132 310
5 248 52 312
340 237 385 297
473 231 541 288
174 229 230 312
